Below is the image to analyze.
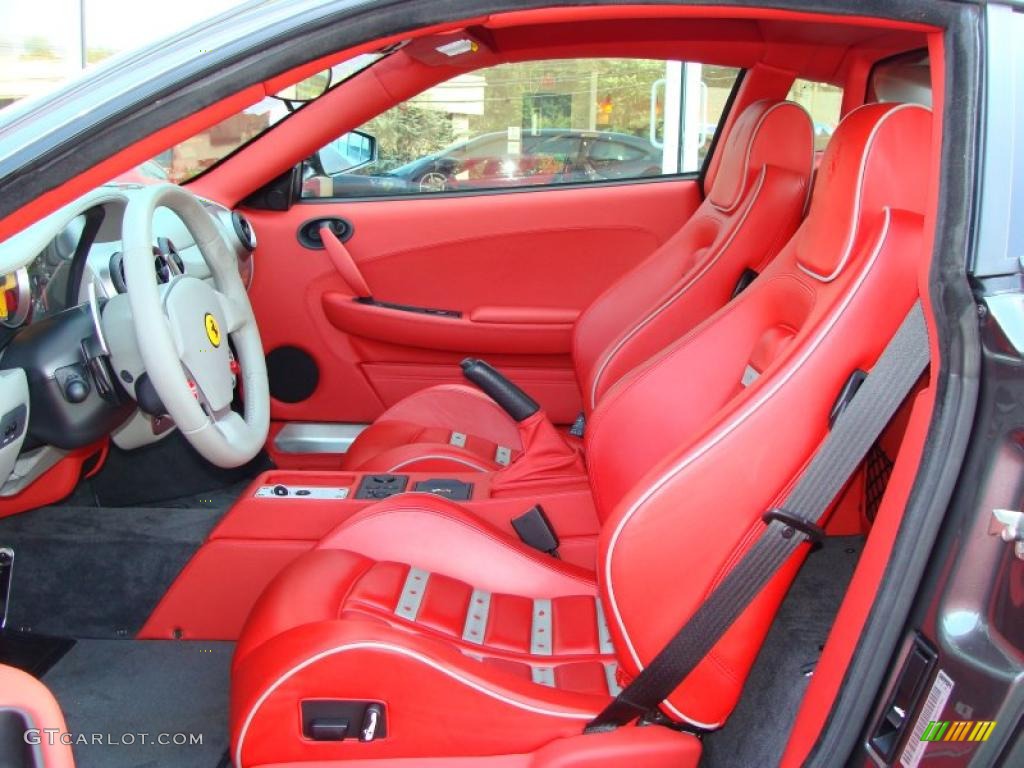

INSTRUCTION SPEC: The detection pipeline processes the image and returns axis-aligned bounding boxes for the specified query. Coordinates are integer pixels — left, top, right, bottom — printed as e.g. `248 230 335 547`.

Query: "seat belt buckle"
568 412 586 438
511 505 560 557
762 508 825 551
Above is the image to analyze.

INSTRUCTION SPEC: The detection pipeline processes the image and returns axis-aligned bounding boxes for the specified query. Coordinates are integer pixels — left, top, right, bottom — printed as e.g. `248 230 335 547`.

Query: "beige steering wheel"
121 184 269 467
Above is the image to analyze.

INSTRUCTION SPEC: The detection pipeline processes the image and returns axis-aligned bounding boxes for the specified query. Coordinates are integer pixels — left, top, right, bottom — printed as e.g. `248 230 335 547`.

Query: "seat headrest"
796 102 932 282
871 52 931 107
707 99 814 212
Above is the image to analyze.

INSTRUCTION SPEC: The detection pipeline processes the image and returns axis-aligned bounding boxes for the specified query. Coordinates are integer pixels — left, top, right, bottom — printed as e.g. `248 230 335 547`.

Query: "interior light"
436 39 478 57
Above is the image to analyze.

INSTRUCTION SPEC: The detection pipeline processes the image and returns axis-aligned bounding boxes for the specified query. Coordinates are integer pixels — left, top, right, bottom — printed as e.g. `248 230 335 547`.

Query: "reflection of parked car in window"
313 128 663 196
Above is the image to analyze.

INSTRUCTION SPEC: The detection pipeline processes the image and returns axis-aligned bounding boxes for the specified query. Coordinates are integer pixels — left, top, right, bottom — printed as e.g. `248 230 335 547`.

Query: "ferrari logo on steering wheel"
204 313 222 347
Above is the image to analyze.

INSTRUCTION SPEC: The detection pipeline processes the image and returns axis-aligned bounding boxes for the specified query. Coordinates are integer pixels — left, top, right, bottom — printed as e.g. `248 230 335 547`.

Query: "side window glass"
786 78 844 151
302 59 740 199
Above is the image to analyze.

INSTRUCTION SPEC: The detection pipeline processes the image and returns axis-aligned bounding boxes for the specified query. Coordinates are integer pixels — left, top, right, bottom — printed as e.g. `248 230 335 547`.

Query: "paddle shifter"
460 358 540 422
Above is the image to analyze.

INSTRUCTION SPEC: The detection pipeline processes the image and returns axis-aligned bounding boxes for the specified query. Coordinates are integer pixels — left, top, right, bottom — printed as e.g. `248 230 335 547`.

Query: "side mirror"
316 130 379 176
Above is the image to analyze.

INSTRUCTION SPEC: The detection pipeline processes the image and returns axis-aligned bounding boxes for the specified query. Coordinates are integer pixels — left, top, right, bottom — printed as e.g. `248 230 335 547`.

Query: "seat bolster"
342 384 522 471
350 438 501 473
374 384 520 444
234 549 375 668
319 495 598 599
230 619 604 767
233 727 701 768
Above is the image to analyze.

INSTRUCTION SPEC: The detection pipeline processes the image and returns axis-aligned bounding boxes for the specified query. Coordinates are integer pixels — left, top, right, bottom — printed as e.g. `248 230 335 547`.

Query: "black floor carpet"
0 438 252 640
66 432 269 508
700 535 863 768
43 639 233 768
0 503 224 638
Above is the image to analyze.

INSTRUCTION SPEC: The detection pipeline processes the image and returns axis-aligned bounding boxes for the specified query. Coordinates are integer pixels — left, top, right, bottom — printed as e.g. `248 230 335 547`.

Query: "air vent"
232 211 257 251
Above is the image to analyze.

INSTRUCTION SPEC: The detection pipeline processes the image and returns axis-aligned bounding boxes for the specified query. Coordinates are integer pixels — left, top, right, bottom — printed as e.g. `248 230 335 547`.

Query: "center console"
258 473 476 502
138 468 597 641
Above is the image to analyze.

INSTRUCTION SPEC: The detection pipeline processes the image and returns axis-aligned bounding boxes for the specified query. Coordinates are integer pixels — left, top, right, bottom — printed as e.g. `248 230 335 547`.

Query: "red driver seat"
340 99 814 475
230 102 931 766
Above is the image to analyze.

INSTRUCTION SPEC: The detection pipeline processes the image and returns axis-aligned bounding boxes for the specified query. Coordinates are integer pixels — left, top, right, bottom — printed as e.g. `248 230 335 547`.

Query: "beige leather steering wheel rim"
121 184 269 467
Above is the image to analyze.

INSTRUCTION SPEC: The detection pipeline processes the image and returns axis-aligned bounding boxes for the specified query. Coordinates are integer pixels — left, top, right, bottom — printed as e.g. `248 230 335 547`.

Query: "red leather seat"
341 99 815 474
231 103 931 766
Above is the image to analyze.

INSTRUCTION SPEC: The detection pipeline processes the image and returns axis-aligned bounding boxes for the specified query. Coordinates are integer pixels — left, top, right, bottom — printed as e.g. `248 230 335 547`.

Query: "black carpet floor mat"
65 431 269 509
0 503 223 638
700 535 864 768
43 639 233 768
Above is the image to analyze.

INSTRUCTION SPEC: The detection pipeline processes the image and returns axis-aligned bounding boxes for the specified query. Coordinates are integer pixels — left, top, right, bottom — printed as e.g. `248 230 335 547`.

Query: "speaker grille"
266 346 319 403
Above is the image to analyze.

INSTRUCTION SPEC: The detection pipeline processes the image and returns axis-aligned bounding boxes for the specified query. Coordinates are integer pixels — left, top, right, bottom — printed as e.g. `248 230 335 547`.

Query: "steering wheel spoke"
214 288 248 334
211 408 249 444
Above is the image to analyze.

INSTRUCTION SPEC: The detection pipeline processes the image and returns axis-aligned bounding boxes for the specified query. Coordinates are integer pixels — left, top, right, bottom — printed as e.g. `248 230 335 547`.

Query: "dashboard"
0 182 258 496
0 191 255 337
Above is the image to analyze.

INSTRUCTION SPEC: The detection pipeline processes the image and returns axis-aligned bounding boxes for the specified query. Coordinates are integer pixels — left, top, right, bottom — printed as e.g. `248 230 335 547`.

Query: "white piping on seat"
235 641 598 767
388 455 489 472
796 103 928 283
589 167 766 410
603 208 897 727
589 101 817 410
709 100 811 213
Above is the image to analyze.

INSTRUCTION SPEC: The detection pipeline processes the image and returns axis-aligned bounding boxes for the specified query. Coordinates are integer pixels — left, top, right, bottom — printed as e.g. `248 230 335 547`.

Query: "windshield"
139 52 383 184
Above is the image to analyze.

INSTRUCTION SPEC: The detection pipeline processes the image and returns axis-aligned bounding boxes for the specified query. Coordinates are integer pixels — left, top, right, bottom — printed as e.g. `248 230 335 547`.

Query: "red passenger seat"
230 102 931 766
340 100 814 474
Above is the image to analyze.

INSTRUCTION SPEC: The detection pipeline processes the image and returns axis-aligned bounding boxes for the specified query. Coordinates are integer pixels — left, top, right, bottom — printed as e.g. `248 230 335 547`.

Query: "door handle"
320 224 372 299
298 216 353 247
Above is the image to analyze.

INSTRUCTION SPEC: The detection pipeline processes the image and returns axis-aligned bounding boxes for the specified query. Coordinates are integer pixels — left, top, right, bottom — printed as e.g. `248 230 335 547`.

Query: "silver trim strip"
273 423 368 454
531 666 556 687
595 598 614 654
495 446 512 467
253 485 349 500
461 588 491 644
604 662 622 696
531 598 553 656
87 280 110 355
395 567 429 621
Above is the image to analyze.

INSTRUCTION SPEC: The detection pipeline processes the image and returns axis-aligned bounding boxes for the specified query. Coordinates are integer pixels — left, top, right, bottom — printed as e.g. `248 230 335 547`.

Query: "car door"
238 57 740 458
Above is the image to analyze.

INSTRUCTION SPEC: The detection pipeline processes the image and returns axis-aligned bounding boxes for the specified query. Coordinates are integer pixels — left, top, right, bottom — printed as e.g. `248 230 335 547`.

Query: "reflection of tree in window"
476 59 668 137
307 58 744 196
360 105 456 172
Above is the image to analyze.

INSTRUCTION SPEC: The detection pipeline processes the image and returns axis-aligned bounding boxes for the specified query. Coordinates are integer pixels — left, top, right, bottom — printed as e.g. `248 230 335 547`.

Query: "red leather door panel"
243 179 700 425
